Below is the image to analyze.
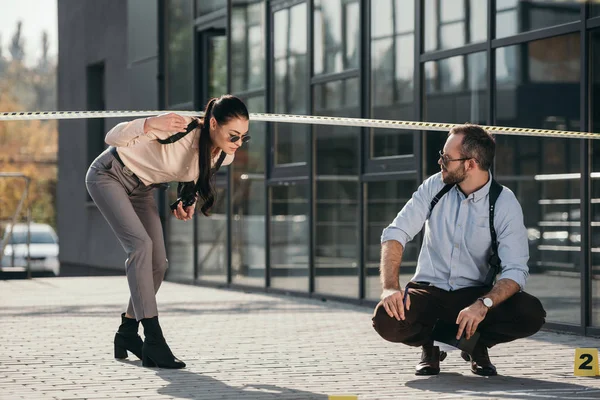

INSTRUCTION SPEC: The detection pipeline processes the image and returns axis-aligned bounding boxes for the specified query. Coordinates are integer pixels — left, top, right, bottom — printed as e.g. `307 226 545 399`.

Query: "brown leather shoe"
461 344 497 376
415 345 447 376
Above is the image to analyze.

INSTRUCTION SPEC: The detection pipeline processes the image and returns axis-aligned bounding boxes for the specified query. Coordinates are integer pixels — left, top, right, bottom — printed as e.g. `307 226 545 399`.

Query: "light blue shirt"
381 172 529 291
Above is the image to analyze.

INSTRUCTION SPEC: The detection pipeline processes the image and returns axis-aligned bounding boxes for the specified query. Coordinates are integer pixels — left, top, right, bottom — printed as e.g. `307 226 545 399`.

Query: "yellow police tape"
1 110 599 140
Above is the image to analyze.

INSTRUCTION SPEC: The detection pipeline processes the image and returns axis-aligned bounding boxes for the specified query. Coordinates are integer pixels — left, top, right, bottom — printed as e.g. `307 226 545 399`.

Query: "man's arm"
377 176 442 320
380 240 404 292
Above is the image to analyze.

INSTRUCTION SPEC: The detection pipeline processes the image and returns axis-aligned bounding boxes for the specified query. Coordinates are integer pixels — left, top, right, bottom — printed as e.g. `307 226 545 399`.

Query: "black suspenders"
429 179 504 286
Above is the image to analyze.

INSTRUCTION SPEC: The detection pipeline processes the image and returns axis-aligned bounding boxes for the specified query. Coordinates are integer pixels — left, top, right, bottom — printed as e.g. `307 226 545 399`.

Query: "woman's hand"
172 201 195 221
144 113 189 133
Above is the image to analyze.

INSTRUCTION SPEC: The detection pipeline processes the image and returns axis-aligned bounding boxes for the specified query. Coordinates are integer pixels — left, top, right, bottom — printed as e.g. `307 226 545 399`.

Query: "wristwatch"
478 297 493 309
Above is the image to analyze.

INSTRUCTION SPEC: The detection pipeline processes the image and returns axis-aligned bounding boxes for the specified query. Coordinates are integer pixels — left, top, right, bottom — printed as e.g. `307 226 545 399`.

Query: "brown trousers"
372 281 546 348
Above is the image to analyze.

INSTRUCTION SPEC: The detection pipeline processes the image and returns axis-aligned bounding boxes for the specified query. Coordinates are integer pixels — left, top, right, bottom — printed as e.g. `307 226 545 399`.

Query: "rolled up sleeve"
380 175 439 247
105 118 147 147
496 195 530 290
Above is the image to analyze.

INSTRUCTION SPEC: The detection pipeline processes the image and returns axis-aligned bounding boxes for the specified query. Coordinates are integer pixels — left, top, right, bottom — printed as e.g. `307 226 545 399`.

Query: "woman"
85 95 250 369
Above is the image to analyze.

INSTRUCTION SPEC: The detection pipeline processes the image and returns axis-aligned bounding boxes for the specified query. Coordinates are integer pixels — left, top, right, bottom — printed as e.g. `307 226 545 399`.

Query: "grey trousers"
85 148 168 321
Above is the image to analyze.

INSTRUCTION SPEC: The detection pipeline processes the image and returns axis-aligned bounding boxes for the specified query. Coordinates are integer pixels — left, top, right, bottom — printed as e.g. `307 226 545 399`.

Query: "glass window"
495 0 580 39
273 3 308 166
196 186 228 282
167 184 195 281
270 183 310 292
590 29 600 327
231 96 266 287
365 179 420 301
370 0 415 158
196 0 225 16
314 0 359 75
495 33 581 325
592 4 600 18
424 51 487 176
166 0 194 106
313 78 360 298
207 34 227 97
231 0 265 92
424 0 487 52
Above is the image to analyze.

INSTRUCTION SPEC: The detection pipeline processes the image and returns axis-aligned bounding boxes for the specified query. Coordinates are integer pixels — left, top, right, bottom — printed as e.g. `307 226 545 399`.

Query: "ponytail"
197 98 217 216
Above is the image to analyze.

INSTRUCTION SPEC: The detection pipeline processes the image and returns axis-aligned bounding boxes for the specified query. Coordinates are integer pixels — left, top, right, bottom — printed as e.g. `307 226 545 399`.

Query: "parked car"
1 223 59 276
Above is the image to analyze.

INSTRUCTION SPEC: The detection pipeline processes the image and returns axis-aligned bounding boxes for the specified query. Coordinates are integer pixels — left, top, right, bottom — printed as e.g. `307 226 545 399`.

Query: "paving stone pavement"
1 277 600 400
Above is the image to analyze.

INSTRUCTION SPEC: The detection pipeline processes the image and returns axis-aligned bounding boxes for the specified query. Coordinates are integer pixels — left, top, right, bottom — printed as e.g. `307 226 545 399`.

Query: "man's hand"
456 300 488 340
378 288 411 321
144 113 189 133
172 201 195 221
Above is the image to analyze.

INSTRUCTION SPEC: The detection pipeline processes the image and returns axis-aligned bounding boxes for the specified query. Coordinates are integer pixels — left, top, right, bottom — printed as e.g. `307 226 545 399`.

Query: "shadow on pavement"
406 372 600 399
153 367 328 400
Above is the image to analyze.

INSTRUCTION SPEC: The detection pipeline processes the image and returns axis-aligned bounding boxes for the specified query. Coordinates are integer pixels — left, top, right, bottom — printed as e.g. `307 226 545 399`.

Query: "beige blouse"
104 117 234 186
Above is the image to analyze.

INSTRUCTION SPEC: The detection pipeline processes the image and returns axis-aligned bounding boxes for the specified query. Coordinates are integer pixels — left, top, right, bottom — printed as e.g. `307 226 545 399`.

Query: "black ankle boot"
114 313 143 360
141 316 186 369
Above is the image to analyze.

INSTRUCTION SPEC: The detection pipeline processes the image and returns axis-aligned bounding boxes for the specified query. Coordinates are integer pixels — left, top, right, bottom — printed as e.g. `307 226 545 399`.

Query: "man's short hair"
448 124 495 171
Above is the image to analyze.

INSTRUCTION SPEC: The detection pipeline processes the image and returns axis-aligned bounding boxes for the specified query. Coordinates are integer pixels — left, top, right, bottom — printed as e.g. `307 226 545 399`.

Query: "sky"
0 0 58 67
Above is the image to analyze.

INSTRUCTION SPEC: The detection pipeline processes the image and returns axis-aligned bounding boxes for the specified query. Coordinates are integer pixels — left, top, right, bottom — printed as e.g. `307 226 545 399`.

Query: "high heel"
141 316 186 369
114 313 143 360
114 343 128 359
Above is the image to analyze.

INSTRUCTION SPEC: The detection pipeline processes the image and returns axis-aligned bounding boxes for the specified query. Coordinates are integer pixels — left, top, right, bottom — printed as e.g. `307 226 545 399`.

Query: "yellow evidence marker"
328 396 358 400
574 348 599 376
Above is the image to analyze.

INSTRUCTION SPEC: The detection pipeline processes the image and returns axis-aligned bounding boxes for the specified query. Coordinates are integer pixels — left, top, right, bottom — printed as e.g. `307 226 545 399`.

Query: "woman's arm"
105 113 190 147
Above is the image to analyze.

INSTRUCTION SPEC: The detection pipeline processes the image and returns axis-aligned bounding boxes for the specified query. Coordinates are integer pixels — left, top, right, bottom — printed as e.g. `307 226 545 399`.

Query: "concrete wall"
57 0 158 272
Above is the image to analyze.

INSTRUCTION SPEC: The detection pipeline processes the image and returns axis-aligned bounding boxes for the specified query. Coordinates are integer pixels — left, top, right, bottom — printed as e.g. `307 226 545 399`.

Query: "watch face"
483 298 493 308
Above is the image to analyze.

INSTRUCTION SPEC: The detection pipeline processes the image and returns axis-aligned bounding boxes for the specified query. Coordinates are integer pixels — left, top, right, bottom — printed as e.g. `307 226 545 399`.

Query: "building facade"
58 0 600 336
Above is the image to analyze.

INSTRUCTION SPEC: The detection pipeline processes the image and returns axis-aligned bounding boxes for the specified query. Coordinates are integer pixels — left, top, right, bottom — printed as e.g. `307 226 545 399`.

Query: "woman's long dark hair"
197 94 249 216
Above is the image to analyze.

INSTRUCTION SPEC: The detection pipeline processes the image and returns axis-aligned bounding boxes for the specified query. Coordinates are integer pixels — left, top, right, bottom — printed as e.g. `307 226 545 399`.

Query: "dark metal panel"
310 69 360 85
358 0 369 300
420 43 487 63
590 17 600 30
308 0 315 294
265 1 275 289
226 0 233 284
491 21 581 48
580 4 591 329
487 0 495 127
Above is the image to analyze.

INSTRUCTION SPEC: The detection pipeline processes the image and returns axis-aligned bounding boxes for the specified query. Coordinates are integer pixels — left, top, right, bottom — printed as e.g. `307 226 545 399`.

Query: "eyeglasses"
438 150 471 167
229 134 251 144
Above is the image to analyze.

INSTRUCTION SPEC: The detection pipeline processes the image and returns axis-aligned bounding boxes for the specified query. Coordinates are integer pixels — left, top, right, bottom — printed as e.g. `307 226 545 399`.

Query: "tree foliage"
0 21 57 228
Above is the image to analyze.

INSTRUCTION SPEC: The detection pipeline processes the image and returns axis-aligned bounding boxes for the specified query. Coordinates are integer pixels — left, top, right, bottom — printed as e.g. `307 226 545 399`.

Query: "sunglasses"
438 150 472 167
229 134 251 144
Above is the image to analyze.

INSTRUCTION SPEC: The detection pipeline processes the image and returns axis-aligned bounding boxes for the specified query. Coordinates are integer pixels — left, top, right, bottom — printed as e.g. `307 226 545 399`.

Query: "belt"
109 146 137 179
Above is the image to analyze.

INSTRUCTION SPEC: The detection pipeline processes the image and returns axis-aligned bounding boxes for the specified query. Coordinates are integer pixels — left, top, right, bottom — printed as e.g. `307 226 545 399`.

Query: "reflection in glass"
167 184 194 281
365 180 420 300
274 3 308 165
593 5 600 18
424 0 487 52
231 0 265 92
197 186 228 282
207 35 227 97
590 30 600 327
313 78 360 298
270 183 310 292
424 52 487 176
196 0 225 16
370 0 415 158
495 0 579 39
495 34 581 324
314 0 359 75
231 96 266 287
167 0 193 106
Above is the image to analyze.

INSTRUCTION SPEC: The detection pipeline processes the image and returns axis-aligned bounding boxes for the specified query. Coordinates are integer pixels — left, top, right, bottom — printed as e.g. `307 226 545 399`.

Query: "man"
372 124 546 376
